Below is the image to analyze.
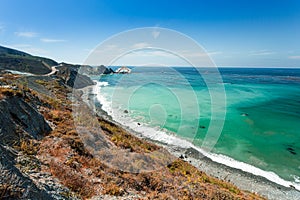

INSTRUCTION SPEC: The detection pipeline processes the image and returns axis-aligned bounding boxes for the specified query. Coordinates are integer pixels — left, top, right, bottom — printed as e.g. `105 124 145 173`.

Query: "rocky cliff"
56 63 95 89
0 96 51 145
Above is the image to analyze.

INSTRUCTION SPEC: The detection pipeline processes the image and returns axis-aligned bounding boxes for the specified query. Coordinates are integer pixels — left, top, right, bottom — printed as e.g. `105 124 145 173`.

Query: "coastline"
80 83 300 200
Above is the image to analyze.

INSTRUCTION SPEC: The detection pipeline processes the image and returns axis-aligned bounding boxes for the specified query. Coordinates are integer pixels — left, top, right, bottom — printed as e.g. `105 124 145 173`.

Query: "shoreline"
80 84 300 200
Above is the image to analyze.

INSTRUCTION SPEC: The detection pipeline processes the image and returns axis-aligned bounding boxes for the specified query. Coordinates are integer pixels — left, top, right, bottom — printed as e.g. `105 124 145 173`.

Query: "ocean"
92 67 300 189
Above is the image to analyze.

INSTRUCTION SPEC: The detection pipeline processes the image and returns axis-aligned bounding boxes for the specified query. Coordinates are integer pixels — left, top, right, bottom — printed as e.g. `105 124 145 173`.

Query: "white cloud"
250 50 275 56
289 55 300 60
132 42 150 49
15 31 38 38
40 38 66 43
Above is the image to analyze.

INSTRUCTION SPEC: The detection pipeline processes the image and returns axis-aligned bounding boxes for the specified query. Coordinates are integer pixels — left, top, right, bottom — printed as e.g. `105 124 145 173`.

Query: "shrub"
102 183 124 196
49 160 94 198
19 139 39 155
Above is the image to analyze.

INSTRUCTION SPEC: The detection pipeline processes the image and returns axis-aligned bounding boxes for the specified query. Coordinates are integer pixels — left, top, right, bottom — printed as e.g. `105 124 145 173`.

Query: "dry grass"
49 160 94 198
0 165 25 199
98 117 159 153
19 139 39 155
0 73 20 83
35 79 48 86
102 183 124 196
0 87 22 99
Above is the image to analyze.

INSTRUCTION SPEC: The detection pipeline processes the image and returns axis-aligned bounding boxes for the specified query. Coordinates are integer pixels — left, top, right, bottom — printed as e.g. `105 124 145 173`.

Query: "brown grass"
102 183 124 196
49 160 94 198
19 139 39 155
0 87 22 99
98 117 159 153
0 165 25 199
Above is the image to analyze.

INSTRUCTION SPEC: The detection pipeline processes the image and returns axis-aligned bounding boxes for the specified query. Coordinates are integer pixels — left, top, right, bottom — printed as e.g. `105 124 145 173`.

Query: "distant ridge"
0 46 31 57
0 45 58 75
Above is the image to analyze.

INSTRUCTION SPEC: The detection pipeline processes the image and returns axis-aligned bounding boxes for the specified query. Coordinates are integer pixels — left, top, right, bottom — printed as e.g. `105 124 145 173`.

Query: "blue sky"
0 0 300 67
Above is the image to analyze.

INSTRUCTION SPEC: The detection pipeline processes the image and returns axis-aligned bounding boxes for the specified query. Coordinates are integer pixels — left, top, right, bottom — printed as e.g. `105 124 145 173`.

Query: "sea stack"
115 66 131 74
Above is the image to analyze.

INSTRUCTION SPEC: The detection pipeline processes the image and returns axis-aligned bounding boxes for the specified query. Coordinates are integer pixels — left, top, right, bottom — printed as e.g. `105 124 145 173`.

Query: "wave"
97 81 109 87
94 80 300 191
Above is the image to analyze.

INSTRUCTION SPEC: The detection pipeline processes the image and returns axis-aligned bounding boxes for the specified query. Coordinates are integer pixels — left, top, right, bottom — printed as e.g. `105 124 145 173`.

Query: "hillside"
0 45 57 75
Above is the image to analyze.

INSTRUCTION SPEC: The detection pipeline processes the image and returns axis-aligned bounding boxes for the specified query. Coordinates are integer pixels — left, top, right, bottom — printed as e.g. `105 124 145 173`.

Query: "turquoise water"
95 67 300 186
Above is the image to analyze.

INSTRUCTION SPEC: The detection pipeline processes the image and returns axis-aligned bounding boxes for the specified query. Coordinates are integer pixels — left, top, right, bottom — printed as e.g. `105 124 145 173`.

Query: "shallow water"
94 67 300 188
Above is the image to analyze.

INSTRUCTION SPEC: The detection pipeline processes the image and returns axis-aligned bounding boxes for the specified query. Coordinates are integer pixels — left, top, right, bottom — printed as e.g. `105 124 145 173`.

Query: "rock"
103 67 115 74
290 185 296 189
66 70 95 89
55 64 95 89
0 146 53 199
115 66 131 74
0 96 52 145
286 147 297 155
79 65 115 75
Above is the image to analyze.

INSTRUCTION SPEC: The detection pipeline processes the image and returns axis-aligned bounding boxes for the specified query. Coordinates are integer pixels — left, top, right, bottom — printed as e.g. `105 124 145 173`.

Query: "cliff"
56 63 95 89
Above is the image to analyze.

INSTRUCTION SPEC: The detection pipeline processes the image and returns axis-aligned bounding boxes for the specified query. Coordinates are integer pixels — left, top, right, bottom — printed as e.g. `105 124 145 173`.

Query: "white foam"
98 81 109 87
94 81 300 191
94 81 113 115
294 175 300 183
192 145 300 191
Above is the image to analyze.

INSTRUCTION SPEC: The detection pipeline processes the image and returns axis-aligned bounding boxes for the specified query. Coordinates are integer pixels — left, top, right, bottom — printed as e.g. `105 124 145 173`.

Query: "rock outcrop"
0 146 53 200
56 64 95 89
0 96 52 146
79 65 115 75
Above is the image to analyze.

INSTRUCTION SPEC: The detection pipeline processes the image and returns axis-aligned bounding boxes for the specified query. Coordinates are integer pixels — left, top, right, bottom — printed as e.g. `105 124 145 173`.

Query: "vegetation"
98 117 159 153
0 165 25 199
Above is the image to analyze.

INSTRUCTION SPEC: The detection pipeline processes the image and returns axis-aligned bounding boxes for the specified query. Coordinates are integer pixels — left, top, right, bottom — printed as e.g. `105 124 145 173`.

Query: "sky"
0 0 300 67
